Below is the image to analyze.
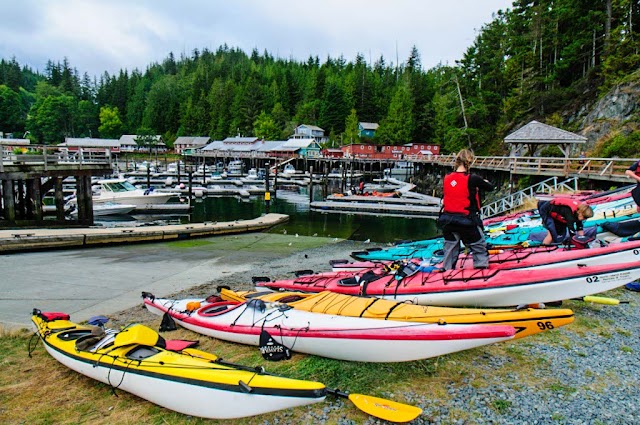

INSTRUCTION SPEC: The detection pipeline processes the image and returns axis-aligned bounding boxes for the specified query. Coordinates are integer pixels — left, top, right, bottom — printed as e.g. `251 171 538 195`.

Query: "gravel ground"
108 238 640 425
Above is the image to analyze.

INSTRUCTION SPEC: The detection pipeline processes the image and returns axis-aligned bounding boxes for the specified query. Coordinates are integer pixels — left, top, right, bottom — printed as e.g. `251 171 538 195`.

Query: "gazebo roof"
504 121 586 145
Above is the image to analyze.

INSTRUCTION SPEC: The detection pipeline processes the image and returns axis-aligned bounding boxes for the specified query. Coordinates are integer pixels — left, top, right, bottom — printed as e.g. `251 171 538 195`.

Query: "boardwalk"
421 154 636 183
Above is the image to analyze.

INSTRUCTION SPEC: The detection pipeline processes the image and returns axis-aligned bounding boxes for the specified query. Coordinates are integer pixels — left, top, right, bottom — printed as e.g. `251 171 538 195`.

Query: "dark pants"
439 213 488 270
538 200 567 243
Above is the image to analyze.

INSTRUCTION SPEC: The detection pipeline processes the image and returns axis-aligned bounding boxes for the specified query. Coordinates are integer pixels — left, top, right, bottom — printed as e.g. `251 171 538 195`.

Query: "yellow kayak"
30 309 325 419
219 289 574 340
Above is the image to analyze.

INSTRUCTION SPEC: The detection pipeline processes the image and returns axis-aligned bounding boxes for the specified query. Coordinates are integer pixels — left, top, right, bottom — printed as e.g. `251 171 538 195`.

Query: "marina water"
97 186 440 244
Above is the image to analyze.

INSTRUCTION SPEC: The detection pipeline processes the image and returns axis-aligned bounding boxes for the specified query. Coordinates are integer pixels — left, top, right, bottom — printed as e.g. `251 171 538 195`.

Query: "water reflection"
96 187 440 244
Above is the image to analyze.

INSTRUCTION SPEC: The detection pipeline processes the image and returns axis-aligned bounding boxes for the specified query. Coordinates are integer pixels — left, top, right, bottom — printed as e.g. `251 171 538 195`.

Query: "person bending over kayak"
537 198 594 245
624 160 640 212
439 149 495 270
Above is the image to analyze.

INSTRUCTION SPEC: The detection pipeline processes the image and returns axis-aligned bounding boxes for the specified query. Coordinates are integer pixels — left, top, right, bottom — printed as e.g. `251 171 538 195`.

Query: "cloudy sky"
1 0 513 77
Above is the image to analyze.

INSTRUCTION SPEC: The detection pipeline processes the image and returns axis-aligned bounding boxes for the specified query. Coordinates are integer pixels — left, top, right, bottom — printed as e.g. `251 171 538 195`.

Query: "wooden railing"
419 155 636 183
1 145 112 172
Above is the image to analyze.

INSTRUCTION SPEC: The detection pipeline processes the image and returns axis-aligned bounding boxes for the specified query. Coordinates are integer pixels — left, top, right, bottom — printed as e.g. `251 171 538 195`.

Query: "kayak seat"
338 270 382 287
125 346 161 360
200 301 238 316
75 326 106 351
57 329 93 341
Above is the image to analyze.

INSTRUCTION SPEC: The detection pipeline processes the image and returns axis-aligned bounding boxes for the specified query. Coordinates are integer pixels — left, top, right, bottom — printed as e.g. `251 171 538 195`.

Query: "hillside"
1 1 639 156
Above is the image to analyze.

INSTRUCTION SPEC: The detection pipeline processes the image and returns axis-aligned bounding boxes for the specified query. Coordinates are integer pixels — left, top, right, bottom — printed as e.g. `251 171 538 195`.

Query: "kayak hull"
32 314 326 419
257 261 640 307
219 289 575 340
143 296 515 362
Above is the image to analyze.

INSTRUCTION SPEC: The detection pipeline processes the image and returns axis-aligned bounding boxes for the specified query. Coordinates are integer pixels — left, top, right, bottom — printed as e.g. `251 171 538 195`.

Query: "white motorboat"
227 160 245 176
67 200 136 216
383 161 414 181
93 179 180 206
281 163 297 177
246 168 259 179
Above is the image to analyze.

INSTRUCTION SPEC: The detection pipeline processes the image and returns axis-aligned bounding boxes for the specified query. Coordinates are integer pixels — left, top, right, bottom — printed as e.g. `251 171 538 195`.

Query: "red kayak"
256 260 640 307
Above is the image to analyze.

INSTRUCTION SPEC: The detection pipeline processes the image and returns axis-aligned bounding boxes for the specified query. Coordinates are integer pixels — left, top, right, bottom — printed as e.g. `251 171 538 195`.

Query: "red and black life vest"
549 198 579 223
443 172 475 215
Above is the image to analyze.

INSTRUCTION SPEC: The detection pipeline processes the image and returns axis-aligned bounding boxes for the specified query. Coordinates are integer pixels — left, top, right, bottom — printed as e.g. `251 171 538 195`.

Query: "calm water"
97 187 440 244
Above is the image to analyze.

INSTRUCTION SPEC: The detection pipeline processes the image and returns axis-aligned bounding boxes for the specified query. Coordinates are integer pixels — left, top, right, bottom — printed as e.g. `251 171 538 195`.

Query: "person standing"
537 198 594 245
439 149 495 270
625 160 640 212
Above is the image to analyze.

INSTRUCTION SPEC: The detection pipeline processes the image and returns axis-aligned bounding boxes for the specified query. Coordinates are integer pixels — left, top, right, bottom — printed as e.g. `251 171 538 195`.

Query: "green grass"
492 399 512 413
2 288 637 424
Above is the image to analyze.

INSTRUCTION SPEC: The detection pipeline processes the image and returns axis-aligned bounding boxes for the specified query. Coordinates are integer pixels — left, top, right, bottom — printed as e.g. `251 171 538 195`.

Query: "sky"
0 0 514 78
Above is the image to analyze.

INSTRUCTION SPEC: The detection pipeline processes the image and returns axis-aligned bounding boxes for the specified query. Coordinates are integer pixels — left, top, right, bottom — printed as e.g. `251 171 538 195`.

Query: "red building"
321 148 345 158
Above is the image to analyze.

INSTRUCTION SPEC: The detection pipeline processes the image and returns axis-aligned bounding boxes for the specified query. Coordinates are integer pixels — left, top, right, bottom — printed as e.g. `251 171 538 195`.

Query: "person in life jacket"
537 198 594 245
624 160 640 212
439 149 495 270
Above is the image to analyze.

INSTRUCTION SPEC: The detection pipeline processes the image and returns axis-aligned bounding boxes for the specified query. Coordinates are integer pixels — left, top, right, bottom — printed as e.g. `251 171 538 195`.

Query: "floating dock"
0 213 288 253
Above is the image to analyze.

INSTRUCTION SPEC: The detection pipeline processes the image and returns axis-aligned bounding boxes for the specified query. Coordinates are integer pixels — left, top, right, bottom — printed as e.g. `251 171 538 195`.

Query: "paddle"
326 388 422 423
183 349 422 423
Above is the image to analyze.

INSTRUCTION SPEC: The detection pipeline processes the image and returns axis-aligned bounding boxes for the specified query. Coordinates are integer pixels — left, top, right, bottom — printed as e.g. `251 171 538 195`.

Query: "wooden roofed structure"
504 121 586 158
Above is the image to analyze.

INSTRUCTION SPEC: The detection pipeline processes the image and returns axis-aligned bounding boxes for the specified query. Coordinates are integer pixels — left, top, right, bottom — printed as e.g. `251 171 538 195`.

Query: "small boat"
94 179 181 207
216 288 574 340
143 293 515 362
68 200 136 216
246 168 259 179
383 161 414 182
281 163 297 177
227 159 245 176
31 310 326 419
255 260 640 307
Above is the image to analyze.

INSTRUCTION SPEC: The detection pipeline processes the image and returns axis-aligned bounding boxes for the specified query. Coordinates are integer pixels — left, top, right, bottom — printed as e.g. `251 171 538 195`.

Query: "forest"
0 0 639 156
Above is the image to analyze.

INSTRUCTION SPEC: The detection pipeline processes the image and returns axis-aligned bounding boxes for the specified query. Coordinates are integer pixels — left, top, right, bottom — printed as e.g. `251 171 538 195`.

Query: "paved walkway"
0 231 339 330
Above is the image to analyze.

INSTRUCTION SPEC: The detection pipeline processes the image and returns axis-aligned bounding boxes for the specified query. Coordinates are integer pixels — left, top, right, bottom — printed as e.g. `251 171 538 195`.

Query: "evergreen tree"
377 81 414 145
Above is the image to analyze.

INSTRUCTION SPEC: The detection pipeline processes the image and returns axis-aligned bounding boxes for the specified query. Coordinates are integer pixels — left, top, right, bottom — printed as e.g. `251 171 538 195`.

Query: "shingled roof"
504 121 586 144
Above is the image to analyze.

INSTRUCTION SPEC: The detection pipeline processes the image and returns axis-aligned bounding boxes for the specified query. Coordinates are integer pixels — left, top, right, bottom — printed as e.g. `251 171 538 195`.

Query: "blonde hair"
455 149 475 170
577 203 594 219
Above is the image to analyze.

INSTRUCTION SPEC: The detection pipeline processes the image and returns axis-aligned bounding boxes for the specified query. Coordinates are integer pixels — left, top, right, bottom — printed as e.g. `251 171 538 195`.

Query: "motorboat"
227 160 245 176
383 161 414 182
67 200 136 216
281 163 297 177
93 179 180 206
246 168 259 179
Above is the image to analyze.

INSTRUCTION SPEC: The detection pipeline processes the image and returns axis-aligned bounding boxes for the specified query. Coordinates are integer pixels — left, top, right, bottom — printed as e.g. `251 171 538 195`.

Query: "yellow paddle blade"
348 393 422 423
583 295 619 305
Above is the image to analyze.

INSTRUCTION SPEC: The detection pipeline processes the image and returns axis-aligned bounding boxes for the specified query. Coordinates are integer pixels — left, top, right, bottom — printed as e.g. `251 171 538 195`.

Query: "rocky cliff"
576 73 640 151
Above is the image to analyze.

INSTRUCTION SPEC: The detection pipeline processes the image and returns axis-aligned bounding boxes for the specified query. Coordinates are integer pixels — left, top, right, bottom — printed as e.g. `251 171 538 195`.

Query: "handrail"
481 176 579 218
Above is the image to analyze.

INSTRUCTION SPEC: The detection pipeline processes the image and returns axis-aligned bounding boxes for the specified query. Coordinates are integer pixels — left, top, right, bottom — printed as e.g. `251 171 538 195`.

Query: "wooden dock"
0 213 288 253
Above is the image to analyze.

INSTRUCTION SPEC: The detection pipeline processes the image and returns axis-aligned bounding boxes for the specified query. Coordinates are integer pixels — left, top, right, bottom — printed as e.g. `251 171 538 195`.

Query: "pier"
1 148 111 226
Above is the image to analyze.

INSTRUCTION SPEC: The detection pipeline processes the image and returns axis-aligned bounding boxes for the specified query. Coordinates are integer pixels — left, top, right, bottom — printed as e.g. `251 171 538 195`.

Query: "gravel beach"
99 235 640 425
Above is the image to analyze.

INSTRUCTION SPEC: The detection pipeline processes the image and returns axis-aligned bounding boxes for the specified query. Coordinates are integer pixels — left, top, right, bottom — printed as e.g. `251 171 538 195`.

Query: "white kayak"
143 293 515 363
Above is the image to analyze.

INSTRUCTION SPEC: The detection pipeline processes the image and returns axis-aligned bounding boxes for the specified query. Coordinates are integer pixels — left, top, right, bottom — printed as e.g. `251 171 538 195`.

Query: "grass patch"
548 383 577 394
620 345 633 353
492 399 512 413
